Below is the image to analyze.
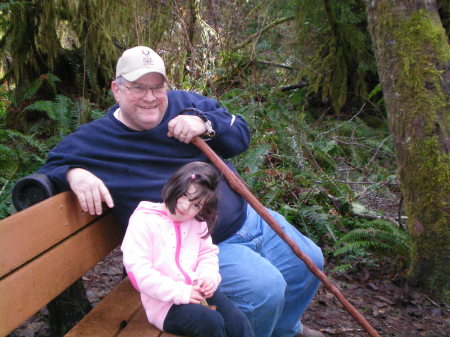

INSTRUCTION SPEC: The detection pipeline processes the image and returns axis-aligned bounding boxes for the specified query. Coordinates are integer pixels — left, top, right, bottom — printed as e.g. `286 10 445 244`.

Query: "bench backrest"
0 192 124 336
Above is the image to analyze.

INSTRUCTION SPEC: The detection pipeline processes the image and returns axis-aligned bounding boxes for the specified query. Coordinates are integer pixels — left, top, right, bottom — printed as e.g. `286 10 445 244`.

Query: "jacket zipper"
174 221 192 285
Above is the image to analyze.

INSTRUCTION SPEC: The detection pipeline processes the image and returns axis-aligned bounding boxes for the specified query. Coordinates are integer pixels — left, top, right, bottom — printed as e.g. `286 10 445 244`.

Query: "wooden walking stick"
191 137 381 337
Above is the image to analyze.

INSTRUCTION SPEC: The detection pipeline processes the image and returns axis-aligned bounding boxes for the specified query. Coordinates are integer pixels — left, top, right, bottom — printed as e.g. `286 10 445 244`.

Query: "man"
38 46 324 337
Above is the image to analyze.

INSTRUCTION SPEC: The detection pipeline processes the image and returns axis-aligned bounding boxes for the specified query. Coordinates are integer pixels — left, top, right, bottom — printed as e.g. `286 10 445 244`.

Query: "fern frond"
24 100 54 115
2 129 49 155
21 77 44 101
53 94 72 126
334 220 410 258
42 73 61 94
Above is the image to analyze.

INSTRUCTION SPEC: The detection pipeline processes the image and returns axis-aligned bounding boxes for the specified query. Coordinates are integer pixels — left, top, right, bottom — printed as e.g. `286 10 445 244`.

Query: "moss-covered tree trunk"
364 0 449 300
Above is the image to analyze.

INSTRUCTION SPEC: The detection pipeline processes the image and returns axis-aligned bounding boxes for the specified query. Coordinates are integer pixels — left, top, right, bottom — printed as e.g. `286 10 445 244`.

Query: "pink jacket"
121 201 221 330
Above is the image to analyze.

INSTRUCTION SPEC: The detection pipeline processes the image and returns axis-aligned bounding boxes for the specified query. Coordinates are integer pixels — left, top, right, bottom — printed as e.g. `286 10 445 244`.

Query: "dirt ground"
9 247 449 337
302 261 449 337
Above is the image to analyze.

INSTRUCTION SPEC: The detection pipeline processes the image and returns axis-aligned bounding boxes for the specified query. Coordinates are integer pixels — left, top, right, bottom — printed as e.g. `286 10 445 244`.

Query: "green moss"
370 5 450 300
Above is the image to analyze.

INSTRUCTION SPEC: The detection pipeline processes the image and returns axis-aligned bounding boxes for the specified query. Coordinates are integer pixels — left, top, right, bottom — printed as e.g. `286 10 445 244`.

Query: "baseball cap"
116 46 167 82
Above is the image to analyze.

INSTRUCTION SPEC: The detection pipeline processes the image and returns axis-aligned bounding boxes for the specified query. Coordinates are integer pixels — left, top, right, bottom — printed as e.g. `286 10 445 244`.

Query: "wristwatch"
179 108 216 138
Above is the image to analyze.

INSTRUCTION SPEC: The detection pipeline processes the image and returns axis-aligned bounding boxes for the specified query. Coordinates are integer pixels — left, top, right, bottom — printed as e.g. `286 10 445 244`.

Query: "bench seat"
0 191 182 337
65 277 178 337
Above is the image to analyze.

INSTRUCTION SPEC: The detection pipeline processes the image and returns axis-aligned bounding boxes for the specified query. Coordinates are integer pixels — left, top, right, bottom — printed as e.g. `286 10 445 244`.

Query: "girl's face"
167 184 205 222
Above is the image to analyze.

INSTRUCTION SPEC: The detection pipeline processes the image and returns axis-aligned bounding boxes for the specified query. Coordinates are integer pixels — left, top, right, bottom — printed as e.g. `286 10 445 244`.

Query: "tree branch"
256 59 298 70
232 16 295 51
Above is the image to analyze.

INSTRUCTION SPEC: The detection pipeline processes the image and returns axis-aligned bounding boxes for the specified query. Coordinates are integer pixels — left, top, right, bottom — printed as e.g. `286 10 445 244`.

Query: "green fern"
233 144 270 188
24 94 81 137
21 74 60 102
334 219 411 259
299 204 337 242
0 129 49 218
0 129 49 165
24 100 54 115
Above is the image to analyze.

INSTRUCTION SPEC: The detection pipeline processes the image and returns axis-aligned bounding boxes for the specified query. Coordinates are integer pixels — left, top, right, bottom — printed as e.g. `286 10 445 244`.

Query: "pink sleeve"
196 222 221 290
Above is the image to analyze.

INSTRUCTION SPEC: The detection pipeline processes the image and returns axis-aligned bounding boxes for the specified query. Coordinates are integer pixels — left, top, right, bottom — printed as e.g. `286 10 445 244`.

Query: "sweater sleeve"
175 91 251 159
121 212 192 305
195 222 221 291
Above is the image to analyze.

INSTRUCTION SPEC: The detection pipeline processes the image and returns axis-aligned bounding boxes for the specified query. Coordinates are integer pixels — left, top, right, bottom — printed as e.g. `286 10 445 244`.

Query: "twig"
317 184 403 227
279 82 307 91
321 327 365 334
425 296 450 312
315 104 365 141
365 135 393 167
397 195 405 229
0 177 11 199
332 137 394 157
315 179 376 185
256 59 298 71
349 210 401 227
354 188 378 202
232 16 295 51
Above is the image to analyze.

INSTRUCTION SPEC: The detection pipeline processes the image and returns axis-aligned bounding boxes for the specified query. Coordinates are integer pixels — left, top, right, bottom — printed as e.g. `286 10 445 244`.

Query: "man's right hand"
67 168 114 215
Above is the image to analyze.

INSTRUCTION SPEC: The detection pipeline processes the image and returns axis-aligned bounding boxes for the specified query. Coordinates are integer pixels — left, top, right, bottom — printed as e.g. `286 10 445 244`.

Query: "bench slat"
0 213 123 337
0 192 99 277
66 278 182 337
64 278 150 337
119 307 187 337
116 308 161 337
116 305 183 337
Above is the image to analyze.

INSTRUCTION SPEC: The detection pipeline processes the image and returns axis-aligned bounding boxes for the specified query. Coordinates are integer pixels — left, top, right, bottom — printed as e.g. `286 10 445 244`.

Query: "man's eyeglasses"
119 82 167 98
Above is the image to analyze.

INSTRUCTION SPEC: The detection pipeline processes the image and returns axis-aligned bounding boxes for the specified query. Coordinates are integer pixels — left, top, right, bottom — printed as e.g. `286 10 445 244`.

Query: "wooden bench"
0 175 182 337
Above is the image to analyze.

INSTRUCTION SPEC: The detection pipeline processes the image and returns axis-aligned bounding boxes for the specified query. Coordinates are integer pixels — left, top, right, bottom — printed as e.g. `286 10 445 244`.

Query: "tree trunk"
364 0 449 300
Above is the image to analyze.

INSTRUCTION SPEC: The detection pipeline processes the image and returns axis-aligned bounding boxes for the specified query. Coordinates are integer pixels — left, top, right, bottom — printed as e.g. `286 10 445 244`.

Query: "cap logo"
142 49 154 65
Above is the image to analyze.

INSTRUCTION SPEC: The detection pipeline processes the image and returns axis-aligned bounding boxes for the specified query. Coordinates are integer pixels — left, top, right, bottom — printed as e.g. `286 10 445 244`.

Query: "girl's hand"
189 288 205 304
196 278 215 298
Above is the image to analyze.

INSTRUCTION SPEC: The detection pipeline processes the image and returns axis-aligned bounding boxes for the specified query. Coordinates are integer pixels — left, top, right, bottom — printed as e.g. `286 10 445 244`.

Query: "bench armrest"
12 173 59 211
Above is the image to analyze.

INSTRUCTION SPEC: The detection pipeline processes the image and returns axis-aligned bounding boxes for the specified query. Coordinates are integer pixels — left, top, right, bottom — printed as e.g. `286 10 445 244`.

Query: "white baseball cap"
116 46 167 82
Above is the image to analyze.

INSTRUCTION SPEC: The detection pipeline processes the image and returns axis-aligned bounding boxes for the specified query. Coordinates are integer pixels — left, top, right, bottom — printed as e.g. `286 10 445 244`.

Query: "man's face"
111 73 168 131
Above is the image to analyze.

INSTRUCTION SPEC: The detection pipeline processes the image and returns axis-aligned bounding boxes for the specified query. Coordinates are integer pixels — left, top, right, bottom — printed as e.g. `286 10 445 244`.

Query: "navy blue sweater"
38 90 250 243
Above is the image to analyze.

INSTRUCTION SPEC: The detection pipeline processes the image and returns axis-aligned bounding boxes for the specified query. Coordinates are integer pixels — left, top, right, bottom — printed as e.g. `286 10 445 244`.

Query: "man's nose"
142 88 156 100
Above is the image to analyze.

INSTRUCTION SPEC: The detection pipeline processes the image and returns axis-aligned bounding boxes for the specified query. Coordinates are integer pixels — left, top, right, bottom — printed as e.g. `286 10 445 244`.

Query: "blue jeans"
217 205 324 337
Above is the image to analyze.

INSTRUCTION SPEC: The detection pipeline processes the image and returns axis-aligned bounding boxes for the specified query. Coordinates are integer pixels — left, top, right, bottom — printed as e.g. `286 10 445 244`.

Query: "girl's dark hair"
162 162 220 236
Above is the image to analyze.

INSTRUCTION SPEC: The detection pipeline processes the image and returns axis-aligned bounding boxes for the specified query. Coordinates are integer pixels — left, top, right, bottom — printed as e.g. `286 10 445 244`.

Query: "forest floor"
302 260 449 337
9 246 449 337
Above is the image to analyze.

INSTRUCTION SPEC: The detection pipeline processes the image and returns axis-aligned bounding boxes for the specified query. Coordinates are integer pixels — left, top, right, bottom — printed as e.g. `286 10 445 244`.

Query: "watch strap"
179 107 216 138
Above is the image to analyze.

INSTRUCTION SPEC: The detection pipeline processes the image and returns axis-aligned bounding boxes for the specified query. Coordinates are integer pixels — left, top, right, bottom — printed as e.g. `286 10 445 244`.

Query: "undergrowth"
0 77 104 217
220 84 407 270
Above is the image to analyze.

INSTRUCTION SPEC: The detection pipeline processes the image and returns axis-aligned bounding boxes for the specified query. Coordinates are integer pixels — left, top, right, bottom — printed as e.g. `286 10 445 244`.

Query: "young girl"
121 162 254 337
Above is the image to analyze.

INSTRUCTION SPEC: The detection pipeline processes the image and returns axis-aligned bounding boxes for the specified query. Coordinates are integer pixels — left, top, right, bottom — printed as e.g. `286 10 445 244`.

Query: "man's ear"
111 81 120 101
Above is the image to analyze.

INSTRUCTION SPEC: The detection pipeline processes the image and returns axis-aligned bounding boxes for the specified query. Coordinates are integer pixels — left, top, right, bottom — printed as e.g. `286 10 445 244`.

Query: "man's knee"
309 243 325 271
255 271 286 307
